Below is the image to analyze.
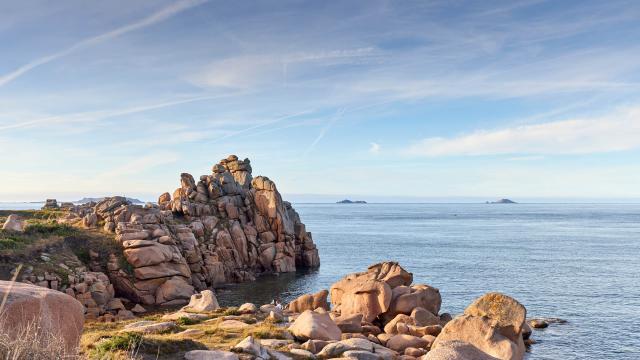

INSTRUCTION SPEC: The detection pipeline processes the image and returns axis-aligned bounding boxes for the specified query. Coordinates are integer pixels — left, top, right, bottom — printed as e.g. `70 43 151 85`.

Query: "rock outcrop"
0 281 85 352
330 261 432 323
431 293 527 360
58 155 319 306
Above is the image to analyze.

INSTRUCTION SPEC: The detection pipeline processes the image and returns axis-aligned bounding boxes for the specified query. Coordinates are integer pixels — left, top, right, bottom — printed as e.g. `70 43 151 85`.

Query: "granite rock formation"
60 155 319 306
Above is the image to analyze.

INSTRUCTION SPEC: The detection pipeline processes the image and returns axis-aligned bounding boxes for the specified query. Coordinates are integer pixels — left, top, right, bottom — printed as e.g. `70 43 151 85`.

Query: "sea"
2 202 639 359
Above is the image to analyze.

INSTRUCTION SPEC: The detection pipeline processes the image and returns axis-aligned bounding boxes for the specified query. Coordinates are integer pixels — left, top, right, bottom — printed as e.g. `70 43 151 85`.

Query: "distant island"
76 197 144 204
486 198 517 204
337 199 367 204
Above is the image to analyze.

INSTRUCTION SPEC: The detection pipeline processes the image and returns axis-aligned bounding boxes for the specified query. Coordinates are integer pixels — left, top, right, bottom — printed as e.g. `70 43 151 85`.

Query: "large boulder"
386 284 441 319
181 290 219 312
464 292 526 343
289 310 342 341
288 289 330 313
2 214 24 232
154 276 195 304
330 276 392 322
0 281 84 352
431 314 524 360
425 340 500 360
232 336 270 359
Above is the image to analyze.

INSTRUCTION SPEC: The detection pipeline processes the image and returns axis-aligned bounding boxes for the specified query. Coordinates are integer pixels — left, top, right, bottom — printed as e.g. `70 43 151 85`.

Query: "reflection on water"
215 268 320 307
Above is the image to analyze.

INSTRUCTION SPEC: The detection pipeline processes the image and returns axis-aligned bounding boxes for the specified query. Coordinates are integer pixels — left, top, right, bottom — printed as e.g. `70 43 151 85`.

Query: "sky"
1 0 640 202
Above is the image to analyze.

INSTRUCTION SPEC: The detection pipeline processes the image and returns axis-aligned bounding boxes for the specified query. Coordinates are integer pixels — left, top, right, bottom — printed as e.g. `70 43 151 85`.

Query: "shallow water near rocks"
216 203 640 360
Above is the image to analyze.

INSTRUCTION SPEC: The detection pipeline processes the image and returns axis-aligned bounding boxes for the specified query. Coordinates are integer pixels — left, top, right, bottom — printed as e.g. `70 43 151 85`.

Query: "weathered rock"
42 198 59 209
431 314 525 360
155 276 195 304
122 321 177 334
367 262 413 288
238 302 258 314
386 334 428 353
131 304 146 313
411 307 441 326
405 347 427 357
2 214 24 232
181 289 219 312
330 275 392 322
289 310 342 341
384 314 414 334
260 339 293 348
425 340 500 360
335 313 364 333
232 336 270 359
317 338 374 358
288 289 330 313
161 311 209 321
300 339 332 354
289 348 317 359
386 284 441 319
268 310 284 322
464 292 526 343
528 318 549 329
0 281 84 352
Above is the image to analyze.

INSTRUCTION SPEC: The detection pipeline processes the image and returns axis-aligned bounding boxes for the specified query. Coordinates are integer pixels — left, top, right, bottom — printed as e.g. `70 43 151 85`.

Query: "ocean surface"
2 202 639 359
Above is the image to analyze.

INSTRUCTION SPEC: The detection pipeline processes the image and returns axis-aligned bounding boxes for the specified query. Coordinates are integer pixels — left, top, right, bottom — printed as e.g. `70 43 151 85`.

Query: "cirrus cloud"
406 106 640 156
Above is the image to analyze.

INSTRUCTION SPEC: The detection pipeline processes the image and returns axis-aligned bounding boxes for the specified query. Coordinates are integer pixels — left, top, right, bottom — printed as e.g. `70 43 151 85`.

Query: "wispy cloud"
0 0 207 87
190 47 378 89
369 142 381 154
0 92 238 132
305 108 345 155
406 106 640 156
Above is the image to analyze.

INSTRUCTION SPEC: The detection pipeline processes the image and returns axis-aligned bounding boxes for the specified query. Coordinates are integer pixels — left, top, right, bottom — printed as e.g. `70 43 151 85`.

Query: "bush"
24 222 77 237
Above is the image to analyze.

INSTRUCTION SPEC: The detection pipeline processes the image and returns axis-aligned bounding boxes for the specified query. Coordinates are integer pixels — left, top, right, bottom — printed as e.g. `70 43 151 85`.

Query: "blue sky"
1 0 640 202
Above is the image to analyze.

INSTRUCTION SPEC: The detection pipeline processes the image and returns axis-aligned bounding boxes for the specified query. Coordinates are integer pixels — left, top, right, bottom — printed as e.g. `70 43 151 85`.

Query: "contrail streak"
0 0 208 87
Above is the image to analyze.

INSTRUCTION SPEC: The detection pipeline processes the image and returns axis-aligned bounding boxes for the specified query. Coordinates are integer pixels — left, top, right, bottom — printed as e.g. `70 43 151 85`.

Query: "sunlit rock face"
65 155 319 306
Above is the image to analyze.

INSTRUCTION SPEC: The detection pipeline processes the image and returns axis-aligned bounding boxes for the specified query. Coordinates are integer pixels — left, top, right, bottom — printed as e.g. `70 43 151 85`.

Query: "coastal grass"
0 220 77 259
79 309 296 359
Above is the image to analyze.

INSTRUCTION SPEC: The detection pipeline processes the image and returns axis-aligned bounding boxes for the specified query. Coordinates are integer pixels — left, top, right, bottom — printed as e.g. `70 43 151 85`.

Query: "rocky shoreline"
0 155 558 359
0 261 556 359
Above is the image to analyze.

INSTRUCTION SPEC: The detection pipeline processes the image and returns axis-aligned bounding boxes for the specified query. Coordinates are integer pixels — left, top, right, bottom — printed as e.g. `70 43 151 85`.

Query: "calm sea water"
2 202 639 358
218 203 640 360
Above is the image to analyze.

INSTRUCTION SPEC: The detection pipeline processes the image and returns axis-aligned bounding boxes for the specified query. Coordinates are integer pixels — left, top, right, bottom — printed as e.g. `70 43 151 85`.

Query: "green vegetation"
176 317 202 326
93 333 143 355
223 307 240 316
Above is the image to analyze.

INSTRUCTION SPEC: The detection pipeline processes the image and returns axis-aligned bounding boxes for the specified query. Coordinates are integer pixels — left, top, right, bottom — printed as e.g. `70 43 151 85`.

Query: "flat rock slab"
184 350 239 360
260 338 294 348
121 321 177 334
162 311 209 321
218 319 252 329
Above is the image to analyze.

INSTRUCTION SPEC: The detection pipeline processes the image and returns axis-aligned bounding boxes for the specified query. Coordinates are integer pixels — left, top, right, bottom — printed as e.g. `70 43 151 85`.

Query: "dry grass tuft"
0 320 79 360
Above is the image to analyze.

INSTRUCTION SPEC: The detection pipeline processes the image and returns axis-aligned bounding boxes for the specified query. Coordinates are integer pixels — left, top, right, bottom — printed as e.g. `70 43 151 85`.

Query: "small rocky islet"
0 155 558 359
